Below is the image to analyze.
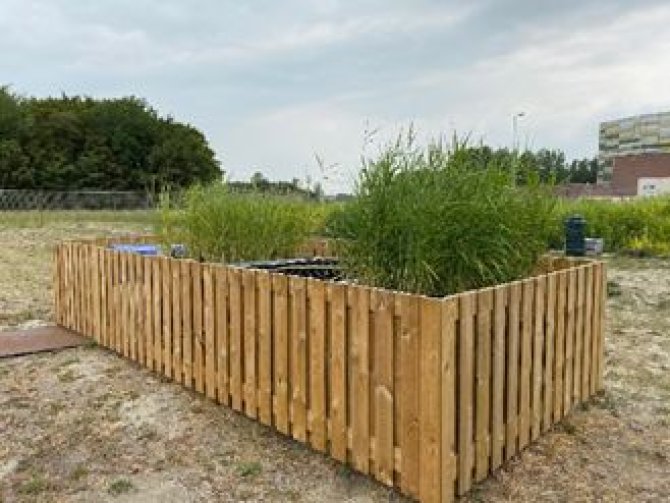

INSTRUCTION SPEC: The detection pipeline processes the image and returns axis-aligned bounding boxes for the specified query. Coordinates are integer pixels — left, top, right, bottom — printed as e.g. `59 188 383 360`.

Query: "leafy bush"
158 184 325 263
551 196 670 253
330 135 556 296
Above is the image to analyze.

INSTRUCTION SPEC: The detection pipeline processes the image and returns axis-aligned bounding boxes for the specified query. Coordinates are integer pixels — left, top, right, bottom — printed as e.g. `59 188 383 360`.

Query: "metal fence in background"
0 189 154 211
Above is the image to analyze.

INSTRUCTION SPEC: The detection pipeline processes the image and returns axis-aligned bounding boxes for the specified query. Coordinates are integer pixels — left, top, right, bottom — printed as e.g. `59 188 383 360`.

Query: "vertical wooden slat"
114 251 122 354
289 276 308 442
204 265 217 401
458 292 475 495
243 269 258 419
582 266 593 401
229 268 243 411
573 267 585 405
308 279 327 452
172 260 183 384
351 286 371 474
122 252 131 358
475 289 493 482
373 290 394 485
329 282 347 462
272 274 289 433
144 256 153 370
590 263 602 395
399 294 420 497
543 273 556 432
531 276 546 441
181 260 192 388
441 297 458 503
193 261 205 394
491 286 506 469
215 266 230 406
92 247 101 343
135 254 144 364
257 271 272 425
518 279 534 450
161 257 173 380
419 297 441 503
597 263 606 391
554 271 567 420
505 282 521 461
152 257 162 374
564 269 576 413
100 250 109 347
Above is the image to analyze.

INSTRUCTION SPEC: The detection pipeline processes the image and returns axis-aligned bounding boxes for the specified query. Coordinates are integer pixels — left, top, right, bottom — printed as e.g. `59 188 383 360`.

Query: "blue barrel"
565 215 586 256
109 244 160 256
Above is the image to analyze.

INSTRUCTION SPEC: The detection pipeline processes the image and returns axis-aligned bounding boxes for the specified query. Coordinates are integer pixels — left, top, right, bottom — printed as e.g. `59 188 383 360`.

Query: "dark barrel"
565 215 586 256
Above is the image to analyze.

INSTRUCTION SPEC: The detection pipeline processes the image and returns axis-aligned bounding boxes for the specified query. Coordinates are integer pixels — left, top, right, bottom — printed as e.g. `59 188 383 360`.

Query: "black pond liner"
232 257 343 281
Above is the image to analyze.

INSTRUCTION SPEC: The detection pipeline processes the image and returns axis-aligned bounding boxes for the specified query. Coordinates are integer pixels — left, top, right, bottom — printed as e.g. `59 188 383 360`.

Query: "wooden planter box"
53 238 605 503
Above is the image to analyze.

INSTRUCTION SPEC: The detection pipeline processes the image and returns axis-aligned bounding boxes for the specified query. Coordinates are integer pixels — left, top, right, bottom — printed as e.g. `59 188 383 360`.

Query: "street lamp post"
511 111 526 186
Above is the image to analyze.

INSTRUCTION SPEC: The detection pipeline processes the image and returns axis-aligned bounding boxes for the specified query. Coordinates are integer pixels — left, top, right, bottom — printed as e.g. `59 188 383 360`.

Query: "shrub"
331 134 556 296
157 184 326 263
551 196 670 253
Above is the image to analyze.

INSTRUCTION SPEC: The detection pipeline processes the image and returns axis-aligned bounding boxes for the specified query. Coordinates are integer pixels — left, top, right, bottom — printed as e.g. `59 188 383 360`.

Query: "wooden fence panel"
53 238 607 503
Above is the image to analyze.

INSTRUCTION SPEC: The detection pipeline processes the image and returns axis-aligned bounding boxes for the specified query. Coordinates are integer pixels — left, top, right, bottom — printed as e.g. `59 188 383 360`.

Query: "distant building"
598 111 670 196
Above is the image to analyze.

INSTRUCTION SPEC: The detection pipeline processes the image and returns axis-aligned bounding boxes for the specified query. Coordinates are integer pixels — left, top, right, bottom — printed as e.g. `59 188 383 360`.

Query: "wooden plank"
123 252 132 359
505 282 521 461
98 249 107 347
289 276 308 442
458 292 475 495
564 269 576 413
215 266 230 406
135 254 144 365
543 273 556 432
531 276 546 441
152 257 162 374
518 279 534 450
272 274 290 433
582 266 593 401
573 267 585 405
491 286 506 469
308 279 327 452
257 271 272 425
399 294 420 497
204 265 217 401
193 261 205 394
351 286 371 474
590 264 602 395
114 251 122 354
475 289 493 482
181 260 193 388
171 260 183 384
242 269 258 419
597 263 606 391
373 290 394 485
144 256 153 370
554 271 567 420
441 297 458 503
419 297 441 503
229 268 243 411
162 257 173 379
329 282 347 462
92 247 101 344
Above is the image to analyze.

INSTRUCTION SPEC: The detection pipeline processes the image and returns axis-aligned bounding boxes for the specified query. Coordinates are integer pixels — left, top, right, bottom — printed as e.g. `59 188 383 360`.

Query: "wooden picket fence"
53 238 606 503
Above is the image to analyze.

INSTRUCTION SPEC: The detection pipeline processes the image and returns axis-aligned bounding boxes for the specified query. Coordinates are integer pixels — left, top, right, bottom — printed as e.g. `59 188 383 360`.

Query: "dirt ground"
1 214 669 502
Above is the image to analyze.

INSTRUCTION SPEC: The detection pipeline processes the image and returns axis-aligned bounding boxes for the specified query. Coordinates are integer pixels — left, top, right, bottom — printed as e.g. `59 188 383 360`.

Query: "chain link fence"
0 190 154 210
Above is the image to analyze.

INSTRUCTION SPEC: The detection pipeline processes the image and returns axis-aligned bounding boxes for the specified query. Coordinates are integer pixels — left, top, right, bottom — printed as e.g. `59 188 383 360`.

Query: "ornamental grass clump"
158 184 321 263
331 134 556 296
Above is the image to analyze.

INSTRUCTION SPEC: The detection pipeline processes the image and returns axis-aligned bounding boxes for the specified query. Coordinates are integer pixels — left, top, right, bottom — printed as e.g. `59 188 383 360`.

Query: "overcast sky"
2 0 670 192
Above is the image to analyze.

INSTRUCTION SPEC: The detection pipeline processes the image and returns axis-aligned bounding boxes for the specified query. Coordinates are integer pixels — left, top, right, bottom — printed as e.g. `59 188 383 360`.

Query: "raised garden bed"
53 236 605 503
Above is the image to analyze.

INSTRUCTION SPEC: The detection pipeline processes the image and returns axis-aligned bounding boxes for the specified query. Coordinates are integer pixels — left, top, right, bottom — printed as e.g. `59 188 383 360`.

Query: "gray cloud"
1 0 669 192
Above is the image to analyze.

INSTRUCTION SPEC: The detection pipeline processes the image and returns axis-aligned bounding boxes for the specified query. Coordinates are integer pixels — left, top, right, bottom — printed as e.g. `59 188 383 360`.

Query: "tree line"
0 87 221 191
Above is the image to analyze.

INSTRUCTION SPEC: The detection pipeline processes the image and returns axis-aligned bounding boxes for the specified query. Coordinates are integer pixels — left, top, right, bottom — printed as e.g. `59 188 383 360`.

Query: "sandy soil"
1 216 669 502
